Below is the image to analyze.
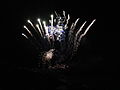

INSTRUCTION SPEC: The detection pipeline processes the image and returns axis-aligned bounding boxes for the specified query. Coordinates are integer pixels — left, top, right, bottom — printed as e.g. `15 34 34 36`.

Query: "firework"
22 11 96 69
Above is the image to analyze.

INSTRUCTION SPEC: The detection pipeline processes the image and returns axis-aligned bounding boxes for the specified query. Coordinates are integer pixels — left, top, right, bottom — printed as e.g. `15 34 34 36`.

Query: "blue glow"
47 25 66 42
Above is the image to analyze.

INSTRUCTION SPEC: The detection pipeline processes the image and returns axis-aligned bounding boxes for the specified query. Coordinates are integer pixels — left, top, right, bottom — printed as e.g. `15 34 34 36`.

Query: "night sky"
0 1 119 90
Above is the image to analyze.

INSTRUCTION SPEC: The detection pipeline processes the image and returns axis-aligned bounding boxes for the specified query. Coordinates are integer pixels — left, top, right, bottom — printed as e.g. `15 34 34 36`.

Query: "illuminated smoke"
42 49 55 64
22 11 96 69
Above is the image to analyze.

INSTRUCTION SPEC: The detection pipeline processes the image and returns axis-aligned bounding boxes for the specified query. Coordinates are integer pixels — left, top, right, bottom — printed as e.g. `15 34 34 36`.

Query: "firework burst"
22 11 96 69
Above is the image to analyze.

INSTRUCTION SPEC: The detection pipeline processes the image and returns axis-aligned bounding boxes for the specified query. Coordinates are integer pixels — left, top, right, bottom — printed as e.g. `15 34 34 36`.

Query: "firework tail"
22 33 28 39
78 19 96 42
82 19 96 36
50 15 53 27
73 21 87 51
23 25 33 37
23 24 44 50
65 14 70 29
74 19 96 53
36 24 43 37
55 11 59 17
27 20 39 34
22 33 40 51
75 21 87 37
63 11 66 18
67 18 79 48
66 19 96 62
37 18 45 36
27 20 43 42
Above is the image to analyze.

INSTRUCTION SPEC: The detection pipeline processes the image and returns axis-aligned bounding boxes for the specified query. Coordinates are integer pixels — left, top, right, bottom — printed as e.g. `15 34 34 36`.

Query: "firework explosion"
22 11 96 69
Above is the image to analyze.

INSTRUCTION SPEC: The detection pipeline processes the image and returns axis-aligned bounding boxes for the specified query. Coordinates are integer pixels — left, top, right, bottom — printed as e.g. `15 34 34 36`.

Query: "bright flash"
51 14 53 18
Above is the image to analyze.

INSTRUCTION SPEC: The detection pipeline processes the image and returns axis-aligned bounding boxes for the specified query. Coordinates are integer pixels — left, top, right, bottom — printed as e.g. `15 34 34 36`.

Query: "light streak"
23 25 33 36
36 24 42 36
83 19 96 36
76 21 87 37
37 18 44 34
22 33 28 39
51 14 54 27
43 21 48 35
65 14 70 29
27 20 35 30
22 11 96 69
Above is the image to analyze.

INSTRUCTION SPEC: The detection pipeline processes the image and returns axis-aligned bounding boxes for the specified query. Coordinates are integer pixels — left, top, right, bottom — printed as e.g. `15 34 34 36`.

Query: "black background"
0 1 119 90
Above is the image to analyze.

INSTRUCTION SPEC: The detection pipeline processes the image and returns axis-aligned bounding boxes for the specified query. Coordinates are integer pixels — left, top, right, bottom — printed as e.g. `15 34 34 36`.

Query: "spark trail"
22 11 96 69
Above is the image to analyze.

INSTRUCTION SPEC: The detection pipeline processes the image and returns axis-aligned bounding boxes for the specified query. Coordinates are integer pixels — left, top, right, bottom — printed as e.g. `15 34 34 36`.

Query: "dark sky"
0 1 119 90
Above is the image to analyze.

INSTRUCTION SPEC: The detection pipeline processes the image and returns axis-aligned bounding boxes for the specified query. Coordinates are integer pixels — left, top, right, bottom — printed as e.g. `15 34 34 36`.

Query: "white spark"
65 14 70 29
63 11 66 19
43 21 48 35
36 24 42 36
83 19 96 36
76 21 87 37
63 11 65 16
55 11 58 17
74 18 80 27
51 14 54 27
37 18 44 34
23 25 33 36
78 19 96 42
27 20 34 28
27 20 31 23
22 33 28 39
70 23 74 30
